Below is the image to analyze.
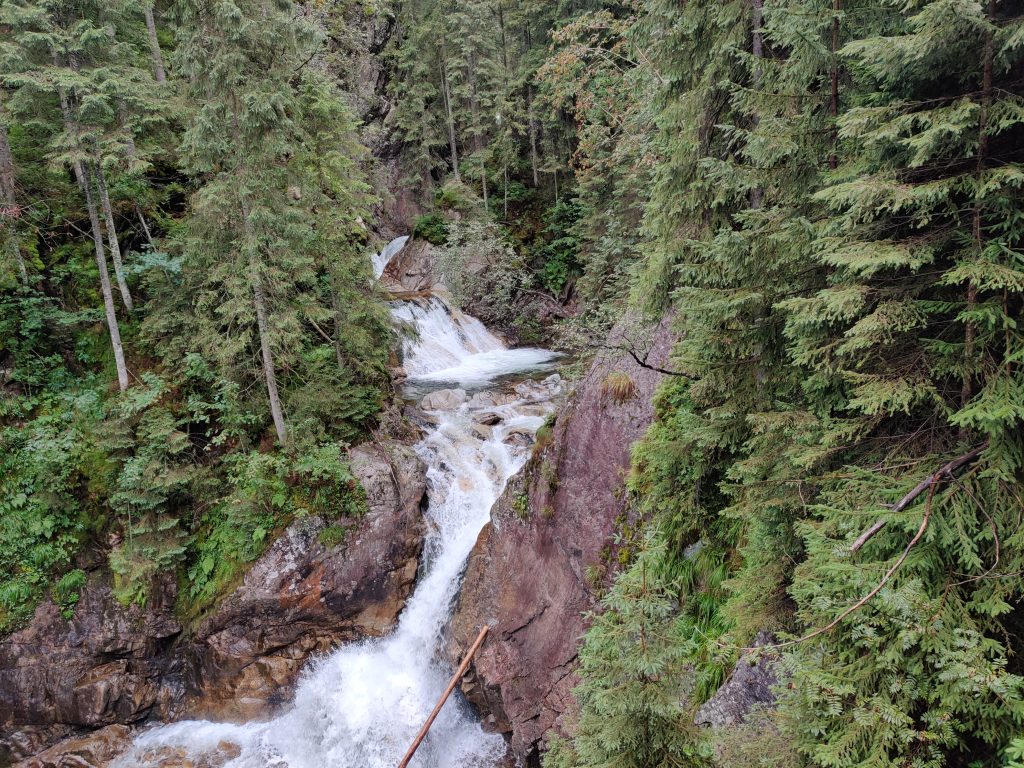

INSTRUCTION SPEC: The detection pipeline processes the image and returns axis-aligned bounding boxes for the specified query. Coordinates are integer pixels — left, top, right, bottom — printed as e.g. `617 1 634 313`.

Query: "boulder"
13 725 134 768
445 313 677 759
420 388 467 411
381 238 436 292
695 631 781 728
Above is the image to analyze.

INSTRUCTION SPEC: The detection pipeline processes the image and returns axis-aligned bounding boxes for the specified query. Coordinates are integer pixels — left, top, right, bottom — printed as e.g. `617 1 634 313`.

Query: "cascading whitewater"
372 235 410 279
117 239 559 768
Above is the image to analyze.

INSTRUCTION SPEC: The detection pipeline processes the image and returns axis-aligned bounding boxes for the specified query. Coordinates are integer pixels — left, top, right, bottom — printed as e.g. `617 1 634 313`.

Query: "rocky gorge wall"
0 441 427 766
444 314 677 761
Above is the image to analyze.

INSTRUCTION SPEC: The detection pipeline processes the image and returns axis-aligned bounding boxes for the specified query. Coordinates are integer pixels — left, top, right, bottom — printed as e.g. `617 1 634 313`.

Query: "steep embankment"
445 314 676 760
0 442 427 765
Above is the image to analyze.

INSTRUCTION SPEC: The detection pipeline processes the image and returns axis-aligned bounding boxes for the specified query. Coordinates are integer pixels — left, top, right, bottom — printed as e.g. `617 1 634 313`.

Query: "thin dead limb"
849 444 986 553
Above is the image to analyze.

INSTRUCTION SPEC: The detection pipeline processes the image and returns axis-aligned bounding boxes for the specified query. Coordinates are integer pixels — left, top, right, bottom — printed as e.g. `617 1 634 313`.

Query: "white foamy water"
117 240 560 768
394 296 558 386
372 235 410 278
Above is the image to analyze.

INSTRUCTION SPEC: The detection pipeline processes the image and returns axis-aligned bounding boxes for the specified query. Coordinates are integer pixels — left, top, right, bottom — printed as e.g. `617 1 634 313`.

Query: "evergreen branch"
849 443 987 553
742 477 941 653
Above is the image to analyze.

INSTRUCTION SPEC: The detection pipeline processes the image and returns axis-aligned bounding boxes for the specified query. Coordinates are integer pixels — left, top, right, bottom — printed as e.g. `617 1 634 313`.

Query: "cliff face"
445 314 677 761
0 441 427 765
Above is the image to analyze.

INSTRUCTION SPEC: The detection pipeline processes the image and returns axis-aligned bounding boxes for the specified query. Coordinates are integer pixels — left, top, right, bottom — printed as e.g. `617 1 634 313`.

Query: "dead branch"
849 443 987 553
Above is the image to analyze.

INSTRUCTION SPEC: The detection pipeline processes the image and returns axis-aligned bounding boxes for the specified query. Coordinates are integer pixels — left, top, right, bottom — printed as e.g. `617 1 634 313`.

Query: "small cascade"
117 239 561 768
393 296 557 387
372 235 410 278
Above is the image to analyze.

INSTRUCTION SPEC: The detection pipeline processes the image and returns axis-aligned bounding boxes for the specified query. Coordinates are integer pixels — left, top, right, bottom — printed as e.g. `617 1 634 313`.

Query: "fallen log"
397 625 490 768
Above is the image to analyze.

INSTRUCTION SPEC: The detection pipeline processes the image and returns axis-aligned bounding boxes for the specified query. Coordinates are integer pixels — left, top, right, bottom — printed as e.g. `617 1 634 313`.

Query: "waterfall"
117 239 560 768
372 235 410 279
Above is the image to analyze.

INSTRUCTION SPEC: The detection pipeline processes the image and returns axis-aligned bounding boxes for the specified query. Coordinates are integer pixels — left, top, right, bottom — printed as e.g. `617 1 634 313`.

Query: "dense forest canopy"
2 0 1024 766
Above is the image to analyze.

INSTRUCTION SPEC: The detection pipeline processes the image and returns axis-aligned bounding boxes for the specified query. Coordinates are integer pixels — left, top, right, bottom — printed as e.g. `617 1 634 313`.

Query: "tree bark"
0 106 28 284
136 206 155 246
749 0 764 209
95 165 134 312
527 85 540 187
251 267 288 445
83 163 130 392
145 4 167 83
440 58 460 182
238 193 288 445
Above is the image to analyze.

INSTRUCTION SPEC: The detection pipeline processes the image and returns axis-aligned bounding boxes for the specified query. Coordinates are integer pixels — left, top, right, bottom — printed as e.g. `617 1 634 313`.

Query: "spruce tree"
170 0 381 447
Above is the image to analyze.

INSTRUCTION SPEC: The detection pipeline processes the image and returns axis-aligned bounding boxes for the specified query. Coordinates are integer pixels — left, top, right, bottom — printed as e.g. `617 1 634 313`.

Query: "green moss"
318 524 348 549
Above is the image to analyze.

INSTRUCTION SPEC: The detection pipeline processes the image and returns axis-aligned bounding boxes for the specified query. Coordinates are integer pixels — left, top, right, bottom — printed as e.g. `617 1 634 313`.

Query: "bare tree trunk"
251 270 288 445
145 4 167 83
503 163 508 219
83 163 130 392
440 59 460 182
527 86 539 187
136 206 155 246
238 195 287 444
829 0 840 170
0 107 28 284
963 0 995 410
329 275 346 370
231 109 287 444
749 0 764 209
95 165 134 312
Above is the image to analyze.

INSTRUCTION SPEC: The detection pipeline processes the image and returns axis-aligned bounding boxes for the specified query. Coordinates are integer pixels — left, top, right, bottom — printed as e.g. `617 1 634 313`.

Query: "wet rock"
474 411 503 426
13 724 133 768
446 313 677 759
501 426 535 448
468 391 518 409
382 238 436 292
470 423 494 441
513 374 562 402
180 441 427 721
421 388 467 411
0 573 182 748
695 631 781 728
132 740 241 768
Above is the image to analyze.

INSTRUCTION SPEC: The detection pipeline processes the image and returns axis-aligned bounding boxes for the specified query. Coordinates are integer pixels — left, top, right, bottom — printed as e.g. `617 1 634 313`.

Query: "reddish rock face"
180 442 427 721
445 314 677 760
12 724 134 768
0 441 427 765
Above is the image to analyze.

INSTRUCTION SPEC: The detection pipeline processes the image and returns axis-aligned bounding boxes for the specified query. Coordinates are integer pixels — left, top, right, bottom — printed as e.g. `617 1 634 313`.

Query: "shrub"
412 213 448 245
599 371 637 404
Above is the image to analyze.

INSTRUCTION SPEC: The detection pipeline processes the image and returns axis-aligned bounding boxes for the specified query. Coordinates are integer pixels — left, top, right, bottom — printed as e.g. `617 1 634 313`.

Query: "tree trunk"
251 270 288 445
440 59 460 182
136 206 155 246
528 86 539 187
963 0 996 409
329 274 346 370
238 194 288 445
749 0 764 209
145 4 167 83
95 165 134 312
0 107 28 284
83 163 130 392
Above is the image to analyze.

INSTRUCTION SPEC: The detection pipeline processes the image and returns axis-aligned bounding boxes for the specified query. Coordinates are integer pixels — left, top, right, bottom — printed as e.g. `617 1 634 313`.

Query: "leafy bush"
412 213 449 245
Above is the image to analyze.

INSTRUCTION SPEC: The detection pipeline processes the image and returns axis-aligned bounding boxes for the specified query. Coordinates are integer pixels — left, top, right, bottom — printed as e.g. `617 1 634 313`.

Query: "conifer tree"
170 0 380 447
